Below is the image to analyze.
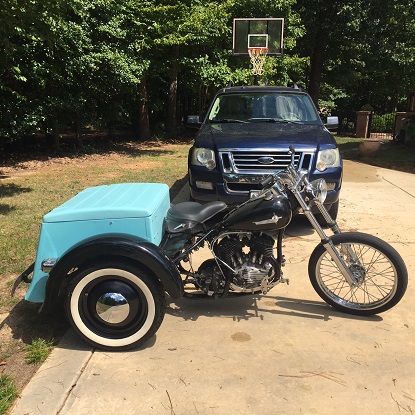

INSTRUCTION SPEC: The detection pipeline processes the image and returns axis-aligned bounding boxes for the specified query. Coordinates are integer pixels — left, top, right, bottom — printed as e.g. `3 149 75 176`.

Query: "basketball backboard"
232 18 284 56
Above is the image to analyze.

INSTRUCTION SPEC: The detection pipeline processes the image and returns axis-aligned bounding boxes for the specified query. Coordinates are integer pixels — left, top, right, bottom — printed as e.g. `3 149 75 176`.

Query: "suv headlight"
191 148 216 170
316 148 340 172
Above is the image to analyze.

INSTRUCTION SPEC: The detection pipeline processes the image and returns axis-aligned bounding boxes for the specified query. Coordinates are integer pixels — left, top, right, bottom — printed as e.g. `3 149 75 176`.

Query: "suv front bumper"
189 166 342 207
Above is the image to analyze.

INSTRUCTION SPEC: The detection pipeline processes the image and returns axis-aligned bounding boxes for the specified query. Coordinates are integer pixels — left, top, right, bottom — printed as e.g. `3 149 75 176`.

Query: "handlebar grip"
259 175 274 189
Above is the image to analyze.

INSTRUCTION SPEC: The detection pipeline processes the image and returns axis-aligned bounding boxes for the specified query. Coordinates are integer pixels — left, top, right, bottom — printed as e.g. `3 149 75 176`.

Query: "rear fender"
40 236 183 314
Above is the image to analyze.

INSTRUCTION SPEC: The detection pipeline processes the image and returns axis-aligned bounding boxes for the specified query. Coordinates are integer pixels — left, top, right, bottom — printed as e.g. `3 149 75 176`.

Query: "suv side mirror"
325 116 338 131
187 115 202 128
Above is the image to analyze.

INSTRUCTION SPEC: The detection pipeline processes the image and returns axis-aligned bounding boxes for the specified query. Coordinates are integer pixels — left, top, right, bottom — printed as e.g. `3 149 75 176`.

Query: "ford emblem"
257 156 275 164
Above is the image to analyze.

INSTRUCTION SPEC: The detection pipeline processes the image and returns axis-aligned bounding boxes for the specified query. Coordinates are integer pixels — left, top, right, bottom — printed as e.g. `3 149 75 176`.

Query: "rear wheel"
308 232 408 315
65 261 166 350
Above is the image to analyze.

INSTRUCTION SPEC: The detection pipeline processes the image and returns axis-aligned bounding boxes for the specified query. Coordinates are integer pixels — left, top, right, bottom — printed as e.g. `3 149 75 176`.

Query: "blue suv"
188 86 342 220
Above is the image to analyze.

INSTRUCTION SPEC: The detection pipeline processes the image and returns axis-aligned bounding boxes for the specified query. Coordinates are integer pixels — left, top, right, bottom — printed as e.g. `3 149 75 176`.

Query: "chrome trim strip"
219 147 314 152
41 258 57 273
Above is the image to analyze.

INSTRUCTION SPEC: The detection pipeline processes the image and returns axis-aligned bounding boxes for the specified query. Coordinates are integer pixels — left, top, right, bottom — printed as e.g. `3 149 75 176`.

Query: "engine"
195 232 279 295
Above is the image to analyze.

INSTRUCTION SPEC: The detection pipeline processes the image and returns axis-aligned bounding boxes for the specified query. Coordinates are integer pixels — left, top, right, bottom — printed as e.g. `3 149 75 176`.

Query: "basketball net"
248 47 268 76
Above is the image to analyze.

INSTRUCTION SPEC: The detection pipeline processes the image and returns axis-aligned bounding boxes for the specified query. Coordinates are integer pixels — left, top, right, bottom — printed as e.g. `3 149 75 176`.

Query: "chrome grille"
219 149 314 174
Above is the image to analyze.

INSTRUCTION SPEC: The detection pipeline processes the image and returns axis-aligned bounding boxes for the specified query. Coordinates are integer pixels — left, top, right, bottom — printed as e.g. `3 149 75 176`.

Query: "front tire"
65 261 166 350
308 232 408 315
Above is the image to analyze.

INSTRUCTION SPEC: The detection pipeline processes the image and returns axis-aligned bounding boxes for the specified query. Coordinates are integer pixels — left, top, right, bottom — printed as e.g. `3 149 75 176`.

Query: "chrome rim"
79 277 148 338
96 293 130 324
316 242 398 310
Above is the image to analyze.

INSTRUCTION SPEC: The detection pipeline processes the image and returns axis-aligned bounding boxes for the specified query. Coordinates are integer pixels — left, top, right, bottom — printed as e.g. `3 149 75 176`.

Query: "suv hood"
195 123 335 150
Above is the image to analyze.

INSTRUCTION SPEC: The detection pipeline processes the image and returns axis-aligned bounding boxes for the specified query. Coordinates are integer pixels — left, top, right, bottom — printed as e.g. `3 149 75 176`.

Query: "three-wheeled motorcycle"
12 148 408 350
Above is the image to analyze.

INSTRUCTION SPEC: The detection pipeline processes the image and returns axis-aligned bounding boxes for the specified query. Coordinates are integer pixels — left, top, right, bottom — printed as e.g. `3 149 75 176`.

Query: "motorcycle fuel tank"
224 194 292 231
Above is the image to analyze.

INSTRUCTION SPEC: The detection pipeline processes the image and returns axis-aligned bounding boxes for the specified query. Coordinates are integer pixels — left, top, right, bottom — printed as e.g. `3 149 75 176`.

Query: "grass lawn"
0 140 190 277
0 138 190 415
336 136 415 173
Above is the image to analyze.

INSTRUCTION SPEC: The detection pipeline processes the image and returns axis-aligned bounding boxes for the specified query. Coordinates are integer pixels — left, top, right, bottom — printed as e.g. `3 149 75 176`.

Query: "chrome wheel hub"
96 292 130 324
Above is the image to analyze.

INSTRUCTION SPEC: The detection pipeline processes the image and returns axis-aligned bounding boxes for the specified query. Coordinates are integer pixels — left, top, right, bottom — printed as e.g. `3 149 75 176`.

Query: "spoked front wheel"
308 232 408 316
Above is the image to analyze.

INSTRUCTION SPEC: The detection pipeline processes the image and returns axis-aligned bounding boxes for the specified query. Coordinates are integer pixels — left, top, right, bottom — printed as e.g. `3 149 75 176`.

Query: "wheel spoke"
310 232 407 315
316 242 398 310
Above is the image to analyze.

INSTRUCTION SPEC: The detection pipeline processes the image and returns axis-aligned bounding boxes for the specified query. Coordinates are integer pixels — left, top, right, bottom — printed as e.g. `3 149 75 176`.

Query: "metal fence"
368 112 395 140
331 111 397 140
337 112 357 136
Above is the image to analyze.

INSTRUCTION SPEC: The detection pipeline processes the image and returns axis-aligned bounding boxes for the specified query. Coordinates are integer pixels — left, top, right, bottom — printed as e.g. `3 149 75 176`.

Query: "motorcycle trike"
12 148 408 350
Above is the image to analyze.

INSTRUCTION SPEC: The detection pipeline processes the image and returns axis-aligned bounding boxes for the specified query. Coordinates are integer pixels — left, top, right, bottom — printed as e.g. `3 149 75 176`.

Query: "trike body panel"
26 183 171 303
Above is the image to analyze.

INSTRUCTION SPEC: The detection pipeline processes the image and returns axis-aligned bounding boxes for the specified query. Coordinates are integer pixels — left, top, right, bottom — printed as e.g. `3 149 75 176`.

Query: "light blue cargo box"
26 183 170 303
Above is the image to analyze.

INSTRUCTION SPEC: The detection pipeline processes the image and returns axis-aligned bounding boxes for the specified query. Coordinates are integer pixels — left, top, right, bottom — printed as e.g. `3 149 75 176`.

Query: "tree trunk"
166 45 179 139
46 117 61 152
75 111 83 148
138 77 151 141
308 43 324 107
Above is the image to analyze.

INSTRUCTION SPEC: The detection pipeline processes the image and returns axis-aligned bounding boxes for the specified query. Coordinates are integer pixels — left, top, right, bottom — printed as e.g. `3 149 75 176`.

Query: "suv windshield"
208 92 320 124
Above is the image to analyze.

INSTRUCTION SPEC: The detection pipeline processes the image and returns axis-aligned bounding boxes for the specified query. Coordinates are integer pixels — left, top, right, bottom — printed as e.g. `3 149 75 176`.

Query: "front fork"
292 188 359 287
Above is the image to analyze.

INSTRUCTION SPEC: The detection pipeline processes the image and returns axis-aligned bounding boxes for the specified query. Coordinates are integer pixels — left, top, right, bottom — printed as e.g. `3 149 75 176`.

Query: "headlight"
308 179 328 203
191 148 216 170
316 148 340 171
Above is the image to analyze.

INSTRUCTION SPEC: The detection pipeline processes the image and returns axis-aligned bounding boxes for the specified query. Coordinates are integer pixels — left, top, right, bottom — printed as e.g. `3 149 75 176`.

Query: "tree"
357 0 415 111
145 0 232 137
293 0 415 113
292 0 365 106
0 0 313 144
0 0 65 143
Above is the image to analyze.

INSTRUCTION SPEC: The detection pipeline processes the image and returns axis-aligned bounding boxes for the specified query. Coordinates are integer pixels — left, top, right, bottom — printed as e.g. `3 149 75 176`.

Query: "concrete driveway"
10 160 415 415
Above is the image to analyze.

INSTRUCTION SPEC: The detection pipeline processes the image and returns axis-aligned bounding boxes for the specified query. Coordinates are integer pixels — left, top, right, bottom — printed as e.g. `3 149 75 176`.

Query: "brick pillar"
395 112 415 136
355 111 371 138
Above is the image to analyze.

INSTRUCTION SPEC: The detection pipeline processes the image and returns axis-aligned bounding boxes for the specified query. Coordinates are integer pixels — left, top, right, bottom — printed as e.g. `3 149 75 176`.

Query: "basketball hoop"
248 47 268 76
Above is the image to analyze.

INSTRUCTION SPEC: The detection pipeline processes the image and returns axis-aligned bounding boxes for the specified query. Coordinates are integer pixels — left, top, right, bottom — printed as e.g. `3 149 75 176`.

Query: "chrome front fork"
291 188 358 287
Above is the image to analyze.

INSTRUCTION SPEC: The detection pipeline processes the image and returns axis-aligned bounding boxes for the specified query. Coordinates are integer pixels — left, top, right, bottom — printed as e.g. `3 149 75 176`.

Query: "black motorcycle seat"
168 201 227 223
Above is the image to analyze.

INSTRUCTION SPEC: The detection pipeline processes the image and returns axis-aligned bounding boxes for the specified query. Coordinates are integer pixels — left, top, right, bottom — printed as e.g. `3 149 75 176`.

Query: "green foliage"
371 114 395 133
0 375 18 415
25 338 55 364
293 0 415 112
1 0 414 142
